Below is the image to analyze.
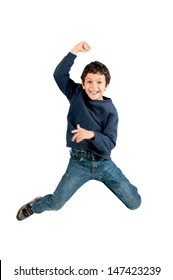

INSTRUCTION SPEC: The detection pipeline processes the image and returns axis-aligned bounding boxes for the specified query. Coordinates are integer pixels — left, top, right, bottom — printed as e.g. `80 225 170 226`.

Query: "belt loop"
91 153 95 161
79 150 84 161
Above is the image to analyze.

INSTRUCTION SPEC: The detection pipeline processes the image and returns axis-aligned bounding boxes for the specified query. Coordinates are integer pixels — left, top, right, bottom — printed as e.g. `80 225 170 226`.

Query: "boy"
16 41 141 221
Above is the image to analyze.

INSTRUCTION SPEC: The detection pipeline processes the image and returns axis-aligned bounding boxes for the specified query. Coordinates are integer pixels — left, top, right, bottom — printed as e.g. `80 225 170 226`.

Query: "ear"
82 83 85 89
105 83 109 90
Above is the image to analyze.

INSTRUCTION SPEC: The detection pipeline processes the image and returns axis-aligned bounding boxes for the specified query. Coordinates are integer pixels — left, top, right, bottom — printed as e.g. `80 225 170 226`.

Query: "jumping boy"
16 41 141 221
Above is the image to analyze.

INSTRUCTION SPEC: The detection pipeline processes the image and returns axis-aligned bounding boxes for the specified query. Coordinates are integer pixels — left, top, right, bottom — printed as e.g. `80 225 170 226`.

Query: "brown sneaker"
16 197 42 221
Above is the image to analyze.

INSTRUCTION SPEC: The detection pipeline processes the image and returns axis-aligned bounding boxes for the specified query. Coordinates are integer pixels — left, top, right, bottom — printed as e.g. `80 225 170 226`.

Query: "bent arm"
89 113 118 152
71 113 119 153
53 42 91 101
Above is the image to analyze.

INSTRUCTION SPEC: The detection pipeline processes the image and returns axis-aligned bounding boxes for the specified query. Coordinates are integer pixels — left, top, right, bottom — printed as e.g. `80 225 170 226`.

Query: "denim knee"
127 195 142 210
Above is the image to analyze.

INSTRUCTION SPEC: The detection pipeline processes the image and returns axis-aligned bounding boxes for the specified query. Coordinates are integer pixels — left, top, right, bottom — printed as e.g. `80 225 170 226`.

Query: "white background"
0 0 173 279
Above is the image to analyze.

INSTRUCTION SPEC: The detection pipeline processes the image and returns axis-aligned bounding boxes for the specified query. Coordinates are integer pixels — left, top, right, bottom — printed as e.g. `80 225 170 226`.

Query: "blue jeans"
32 149 141 213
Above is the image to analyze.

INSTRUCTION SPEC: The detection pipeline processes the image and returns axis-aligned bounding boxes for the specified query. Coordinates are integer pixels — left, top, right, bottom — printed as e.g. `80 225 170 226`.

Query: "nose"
91 82 97 88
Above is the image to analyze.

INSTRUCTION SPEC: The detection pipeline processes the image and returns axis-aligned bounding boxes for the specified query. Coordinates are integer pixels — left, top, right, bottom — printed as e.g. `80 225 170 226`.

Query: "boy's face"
82 73 109 100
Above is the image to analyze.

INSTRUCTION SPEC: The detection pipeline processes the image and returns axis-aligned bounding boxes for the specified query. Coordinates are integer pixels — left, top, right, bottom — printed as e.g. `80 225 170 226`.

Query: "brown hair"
81 61 111 86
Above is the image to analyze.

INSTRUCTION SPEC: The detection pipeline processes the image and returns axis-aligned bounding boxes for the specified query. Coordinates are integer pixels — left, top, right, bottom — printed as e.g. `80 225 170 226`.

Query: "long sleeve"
90 112 118 153
53 52 80 101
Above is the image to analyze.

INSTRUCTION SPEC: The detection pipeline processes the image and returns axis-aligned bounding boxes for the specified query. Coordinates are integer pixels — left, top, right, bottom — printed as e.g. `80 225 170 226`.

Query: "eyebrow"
85 77 105 81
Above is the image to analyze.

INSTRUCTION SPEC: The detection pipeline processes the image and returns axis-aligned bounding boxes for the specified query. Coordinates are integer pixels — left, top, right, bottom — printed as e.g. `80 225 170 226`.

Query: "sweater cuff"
68 52 77 59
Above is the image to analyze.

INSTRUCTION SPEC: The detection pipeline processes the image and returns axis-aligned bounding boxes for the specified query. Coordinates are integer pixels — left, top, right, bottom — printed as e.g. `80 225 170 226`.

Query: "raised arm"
53 42 91 101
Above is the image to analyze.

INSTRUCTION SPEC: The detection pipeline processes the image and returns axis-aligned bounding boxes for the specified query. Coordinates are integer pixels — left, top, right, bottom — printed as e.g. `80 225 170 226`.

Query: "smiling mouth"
89 91 99 95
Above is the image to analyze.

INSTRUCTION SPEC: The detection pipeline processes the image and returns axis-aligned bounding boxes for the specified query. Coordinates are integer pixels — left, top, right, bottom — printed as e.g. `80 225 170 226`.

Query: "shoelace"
22 204 33 217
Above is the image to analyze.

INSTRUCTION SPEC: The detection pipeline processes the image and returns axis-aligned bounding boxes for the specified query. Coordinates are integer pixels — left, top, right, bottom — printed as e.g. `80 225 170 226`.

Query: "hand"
71 124 94 143
71 41 91 55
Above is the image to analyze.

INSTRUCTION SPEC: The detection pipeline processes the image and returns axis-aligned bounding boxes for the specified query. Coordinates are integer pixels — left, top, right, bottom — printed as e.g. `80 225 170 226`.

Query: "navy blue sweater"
53 52 118 159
